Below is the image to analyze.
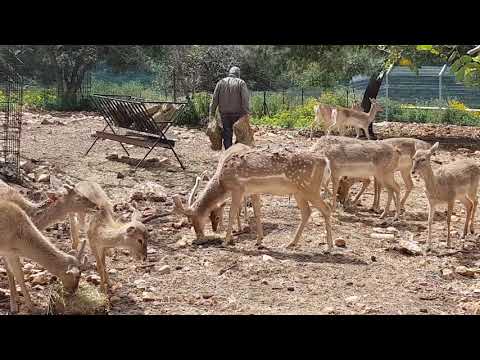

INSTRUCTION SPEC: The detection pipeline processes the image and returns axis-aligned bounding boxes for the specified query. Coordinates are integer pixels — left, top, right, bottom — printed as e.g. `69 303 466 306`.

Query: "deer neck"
193 178 228 218
417 164 438 197
367 106 378 123
33 198 72 230
21 225 72 277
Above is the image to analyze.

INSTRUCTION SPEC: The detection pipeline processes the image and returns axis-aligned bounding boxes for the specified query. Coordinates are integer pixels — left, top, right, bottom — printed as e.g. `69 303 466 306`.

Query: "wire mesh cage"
0 71 23 183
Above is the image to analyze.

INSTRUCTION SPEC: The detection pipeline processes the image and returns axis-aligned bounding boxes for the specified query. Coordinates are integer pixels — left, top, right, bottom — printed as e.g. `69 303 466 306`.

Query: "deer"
310 101 363 139
324 141 402 220
173 146 333 250
187 143 259 238
309 135 377 209
412 142 480 250
87 204 148 293
67 180 114 250
0 200 88 314
326 98 383 140
337 138 432 211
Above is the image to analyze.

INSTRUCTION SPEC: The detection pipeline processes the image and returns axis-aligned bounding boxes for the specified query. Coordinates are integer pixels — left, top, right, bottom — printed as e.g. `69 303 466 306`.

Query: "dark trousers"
221 112 243 149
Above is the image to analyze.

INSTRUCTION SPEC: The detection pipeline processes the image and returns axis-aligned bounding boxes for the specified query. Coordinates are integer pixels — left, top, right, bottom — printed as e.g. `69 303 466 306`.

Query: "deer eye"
137 239 143 245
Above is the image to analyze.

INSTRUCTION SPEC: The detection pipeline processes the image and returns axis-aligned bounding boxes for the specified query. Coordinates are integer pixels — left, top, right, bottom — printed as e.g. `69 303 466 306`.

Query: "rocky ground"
1 111 480 315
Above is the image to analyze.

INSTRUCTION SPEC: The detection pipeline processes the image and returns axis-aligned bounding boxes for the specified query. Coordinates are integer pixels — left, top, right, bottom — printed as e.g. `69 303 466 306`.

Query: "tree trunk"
360 71 385 139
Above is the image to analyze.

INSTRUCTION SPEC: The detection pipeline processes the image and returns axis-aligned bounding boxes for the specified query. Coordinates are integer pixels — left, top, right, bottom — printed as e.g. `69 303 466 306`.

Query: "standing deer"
412 142 480 250
0 201 88 314
87 204 148 293
325 141 402 220
310 101 363 139
326 98 383 139
173 147 333 250
337 138 432 210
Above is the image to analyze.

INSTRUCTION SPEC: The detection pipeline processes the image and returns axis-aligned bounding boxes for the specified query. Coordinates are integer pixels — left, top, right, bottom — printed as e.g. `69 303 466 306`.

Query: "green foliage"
251 98 317 129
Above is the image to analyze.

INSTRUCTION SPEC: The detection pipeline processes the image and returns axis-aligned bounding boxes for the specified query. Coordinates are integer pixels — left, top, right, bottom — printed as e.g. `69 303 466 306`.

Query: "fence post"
173 71 177 102
439 64 447 103
301 88 304 105
385 65 393 121
282 89 285 105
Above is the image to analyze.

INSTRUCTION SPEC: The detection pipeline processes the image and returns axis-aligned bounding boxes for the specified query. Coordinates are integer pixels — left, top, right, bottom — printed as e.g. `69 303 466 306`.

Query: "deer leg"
69 213 80 250
92 246 108 293
400 168 414 210
331 175 340 212
447 201 454 248
459 197 473 244
6 256 34 312
310 196 333 251
286 195 311 249
427 202 435 251
351 178 371 207
4 258 19 314
380 174 401 220
372 178 382 212
225 191 244 246
250 194 264 246
470 196 478 235
355 127 361 139
364 126 371 140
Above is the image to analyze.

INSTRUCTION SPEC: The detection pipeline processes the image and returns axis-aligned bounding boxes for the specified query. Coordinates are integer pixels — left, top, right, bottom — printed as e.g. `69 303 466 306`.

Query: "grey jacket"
209 74 250 117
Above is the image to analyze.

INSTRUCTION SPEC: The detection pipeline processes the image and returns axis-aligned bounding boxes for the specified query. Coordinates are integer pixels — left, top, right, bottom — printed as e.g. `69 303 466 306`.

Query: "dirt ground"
1 111 480 315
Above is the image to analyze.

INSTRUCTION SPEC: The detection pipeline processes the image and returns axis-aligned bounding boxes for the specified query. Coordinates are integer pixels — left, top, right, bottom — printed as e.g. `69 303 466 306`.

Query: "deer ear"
430 142 439 154
46 192 59 201
66 265 80 276
173 195 194 216
131 209 143 222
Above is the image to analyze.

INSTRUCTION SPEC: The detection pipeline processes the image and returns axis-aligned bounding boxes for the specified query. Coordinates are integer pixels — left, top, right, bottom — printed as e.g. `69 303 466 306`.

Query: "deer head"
121 202 148 261
412 142 439 175
369 98 384 113
62 239 89 293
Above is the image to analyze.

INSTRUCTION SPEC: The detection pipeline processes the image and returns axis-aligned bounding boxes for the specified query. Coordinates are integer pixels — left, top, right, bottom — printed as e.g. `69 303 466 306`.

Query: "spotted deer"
412 142 480 250
337 138 432 210
0 201 88 314
174 146 333 250
187 143 259 236
326 98 383 139
325 141 402 220
87 204 148 293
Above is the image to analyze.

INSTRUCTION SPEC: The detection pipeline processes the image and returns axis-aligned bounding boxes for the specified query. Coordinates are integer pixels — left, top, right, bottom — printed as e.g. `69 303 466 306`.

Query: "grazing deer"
87 204 148 293
174 147 333 250
310 101 363 139
187 143 259 237
0 201 88 314
337 138 432 210
326 98 383 139
325 141 402 220
412 142 480 250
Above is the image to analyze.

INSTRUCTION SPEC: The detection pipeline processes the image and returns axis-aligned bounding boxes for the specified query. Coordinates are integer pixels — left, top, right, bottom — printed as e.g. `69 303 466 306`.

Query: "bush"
251 98 317 129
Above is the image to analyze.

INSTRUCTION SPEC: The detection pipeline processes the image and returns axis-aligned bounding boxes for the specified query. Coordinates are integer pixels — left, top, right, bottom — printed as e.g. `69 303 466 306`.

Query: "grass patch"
46 279 109 315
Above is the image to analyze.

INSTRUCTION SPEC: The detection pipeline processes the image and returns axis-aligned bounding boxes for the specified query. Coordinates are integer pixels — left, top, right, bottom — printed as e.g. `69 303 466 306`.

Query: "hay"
46 279 109 315
206 115 223 151
233 114 255 146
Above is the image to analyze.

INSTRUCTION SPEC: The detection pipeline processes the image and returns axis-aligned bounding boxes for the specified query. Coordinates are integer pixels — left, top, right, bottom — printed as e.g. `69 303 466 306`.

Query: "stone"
106 153 119 161
262 255 274 262
455 266 476 278
86 274 101 285
29 271 49 286
110 296 121 303
117 172 125 179
393 239 423 256
142 292 156 302
202 293 214 299
37 174 50 183
287 286 295 291
370 233 395 240
371 255 377 262
441 268 455 280
322 306 335 314
335 238 346 247
157 265 171 275
261 279 269 285
345 296 359 304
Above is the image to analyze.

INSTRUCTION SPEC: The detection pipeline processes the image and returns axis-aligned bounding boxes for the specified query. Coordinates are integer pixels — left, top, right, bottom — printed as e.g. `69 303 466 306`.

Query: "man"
209 66 250 149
